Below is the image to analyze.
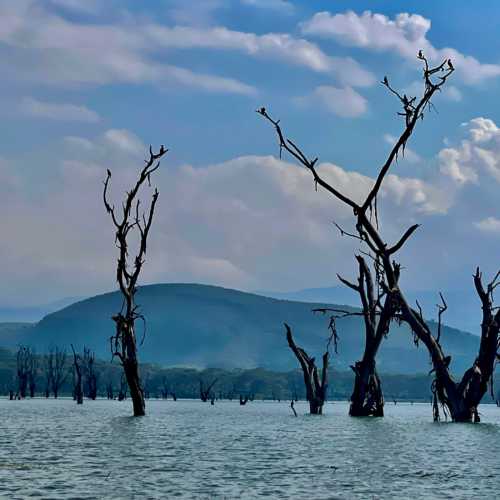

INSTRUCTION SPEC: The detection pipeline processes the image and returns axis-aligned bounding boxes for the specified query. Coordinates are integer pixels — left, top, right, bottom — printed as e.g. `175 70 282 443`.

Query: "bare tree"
82 347 98 400
256 53 500 422
49 346 67 398
28 350 37 398
284 323 333 414
199 378 218 402
16 346 32 399
103 144 167 416
71 345 83 405
315 256 396 417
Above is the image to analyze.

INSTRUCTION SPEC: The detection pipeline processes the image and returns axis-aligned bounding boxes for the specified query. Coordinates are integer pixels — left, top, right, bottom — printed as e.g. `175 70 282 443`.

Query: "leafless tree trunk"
199 378 218 402
285 323 330 414
257 53 500 422
103 145 167 417
106 380 114 400
49 346 67 398
71 345 83 405
317 257 396 417
83 347 98 400
16 346 35 399
28 350 37 398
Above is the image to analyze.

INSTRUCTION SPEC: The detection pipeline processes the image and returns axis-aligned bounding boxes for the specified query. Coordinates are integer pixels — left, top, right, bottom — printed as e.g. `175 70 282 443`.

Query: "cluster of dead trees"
11 344 99 403
258 52 499 422
95 52 497 422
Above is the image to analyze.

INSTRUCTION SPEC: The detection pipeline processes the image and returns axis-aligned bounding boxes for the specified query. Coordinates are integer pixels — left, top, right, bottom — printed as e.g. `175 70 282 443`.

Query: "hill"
259 286 481 335
0 284 480 374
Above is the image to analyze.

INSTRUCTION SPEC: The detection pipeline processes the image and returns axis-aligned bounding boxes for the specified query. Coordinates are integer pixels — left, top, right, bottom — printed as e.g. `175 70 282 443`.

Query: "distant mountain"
0 296 81 322
259 286 481 335
0 284 479 374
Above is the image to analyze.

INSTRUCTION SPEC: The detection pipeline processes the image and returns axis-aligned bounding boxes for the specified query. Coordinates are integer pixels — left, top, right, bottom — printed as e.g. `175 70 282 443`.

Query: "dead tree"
256 53 500 422
83 347 98 400
48 346 67 398
285 323 333 414
199 378 218 402
103 144 167 416
71 345 83 405
28 350 37 398
118 374 128 401
315 256 396 417
16 346 32 399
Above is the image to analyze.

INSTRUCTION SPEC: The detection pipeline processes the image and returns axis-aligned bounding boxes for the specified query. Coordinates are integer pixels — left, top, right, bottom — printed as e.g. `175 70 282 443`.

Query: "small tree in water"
103 144 167 416
284 320 337 415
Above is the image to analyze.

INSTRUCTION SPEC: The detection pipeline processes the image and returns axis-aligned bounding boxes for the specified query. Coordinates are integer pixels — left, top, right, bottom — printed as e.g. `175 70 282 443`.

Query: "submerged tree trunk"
350 359 384 417
285 323 329 415
71 345 83 405
123 357 145 416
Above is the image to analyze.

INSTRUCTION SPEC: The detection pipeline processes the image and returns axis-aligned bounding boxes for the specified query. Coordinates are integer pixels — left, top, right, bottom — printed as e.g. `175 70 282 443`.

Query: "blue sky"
1 0 499 308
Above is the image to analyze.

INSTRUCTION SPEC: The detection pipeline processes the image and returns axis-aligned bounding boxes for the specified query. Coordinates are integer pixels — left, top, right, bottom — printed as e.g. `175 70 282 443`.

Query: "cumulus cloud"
20 97 100 122
439 118 500 185
297 86 368 117
103 129 145 155
301 10 500 85
0 125 460 306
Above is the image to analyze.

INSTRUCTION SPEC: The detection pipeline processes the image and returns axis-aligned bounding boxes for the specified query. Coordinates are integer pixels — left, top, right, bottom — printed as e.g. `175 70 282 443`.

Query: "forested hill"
0 284 479 374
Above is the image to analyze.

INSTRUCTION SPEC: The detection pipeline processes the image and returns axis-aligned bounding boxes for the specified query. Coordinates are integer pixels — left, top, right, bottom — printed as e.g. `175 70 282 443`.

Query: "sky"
1 0 499 308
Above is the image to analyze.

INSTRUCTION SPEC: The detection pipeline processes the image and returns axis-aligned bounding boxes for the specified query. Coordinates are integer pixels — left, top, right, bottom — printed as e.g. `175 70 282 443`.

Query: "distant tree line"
2 346 500 404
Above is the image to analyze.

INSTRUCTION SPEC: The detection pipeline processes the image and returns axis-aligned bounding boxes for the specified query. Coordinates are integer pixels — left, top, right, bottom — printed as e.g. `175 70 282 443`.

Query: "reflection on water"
1 399 500 499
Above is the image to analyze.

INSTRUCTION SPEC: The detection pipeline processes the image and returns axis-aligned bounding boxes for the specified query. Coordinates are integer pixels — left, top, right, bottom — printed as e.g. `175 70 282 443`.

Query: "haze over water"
1 399 499 499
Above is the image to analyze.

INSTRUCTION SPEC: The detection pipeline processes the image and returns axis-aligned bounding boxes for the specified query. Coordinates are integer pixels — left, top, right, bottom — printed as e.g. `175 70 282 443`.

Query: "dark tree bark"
332 257 396 417
285 323 329 415
199 379 218 402
71 345 83 405
16 346 32 399
103 145 167 417
83 347 98 400
257 53 500 422
48 347 67 399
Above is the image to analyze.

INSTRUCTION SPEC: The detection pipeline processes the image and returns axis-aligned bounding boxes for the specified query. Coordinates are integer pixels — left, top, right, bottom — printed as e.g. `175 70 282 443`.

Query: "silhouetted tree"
284 323 332 414
257 53 500 422
71 345 83 405
103 144 167 416
199 378 218 402
315 256 395 417
48 346 67 398
16 346 32 399
83 347 98 400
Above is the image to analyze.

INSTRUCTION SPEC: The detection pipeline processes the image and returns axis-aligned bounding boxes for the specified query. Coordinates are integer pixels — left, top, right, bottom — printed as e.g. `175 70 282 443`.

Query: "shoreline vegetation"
1 348 499 403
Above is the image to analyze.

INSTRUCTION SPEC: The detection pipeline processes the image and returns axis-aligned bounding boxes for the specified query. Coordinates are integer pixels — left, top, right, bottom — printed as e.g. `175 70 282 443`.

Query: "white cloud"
440 117 500 185
20 97 100 122
475 217 500 234
104 129 145 155
297 86 368 117
301 10 500 85
0 1 257 95
145 26 375 87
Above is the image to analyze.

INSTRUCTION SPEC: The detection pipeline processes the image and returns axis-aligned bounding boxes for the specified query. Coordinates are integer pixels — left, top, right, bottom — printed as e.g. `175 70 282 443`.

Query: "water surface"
1 399 499 499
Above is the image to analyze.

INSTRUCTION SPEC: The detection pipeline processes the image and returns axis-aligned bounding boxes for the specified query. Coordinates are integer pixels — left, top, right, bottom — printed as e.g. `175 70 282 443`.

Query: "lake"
1 399 499 499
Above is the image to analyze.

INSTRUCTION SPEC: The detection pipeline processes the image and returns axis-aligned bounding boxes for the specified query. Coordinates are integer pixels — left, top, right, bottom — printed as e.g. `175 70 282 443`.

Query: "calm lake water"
1 399 499 499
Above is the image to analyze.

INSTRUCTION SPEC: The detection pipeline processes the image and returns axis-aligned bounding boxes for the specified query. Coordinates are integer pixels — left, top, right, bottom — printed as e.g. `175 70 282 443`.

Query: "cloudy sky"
1 0 499 307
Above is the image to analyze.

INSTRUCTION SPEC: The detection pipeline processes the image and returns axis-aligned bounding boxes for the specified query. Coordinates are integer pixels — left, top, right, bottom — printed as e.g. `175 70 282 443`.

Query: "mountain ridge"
0 283 479 375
